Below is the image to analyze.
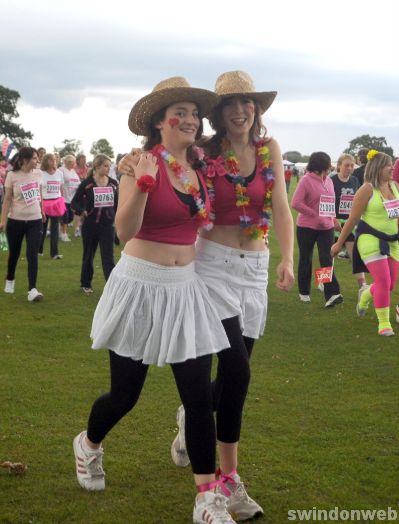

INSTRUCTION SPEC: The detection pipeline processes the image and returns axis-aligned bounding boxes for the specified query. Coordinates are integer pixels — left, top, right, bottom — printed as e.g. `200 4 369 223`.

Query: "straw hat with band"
129 77 219 136
214 70 277 114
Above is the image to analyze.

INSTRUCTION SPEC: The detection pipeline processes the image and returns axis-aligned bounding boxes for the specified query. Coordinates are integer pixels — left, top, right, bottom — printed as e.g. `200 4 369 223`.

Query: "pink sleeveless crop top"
135 154 210 245
212 159 266 226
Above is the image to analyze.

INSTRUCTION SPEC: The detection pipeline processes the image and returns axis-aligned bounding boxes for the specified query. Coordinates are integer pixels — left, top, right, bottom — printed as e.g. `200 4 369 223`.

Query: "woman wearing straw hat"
73 77 240 524
170 71 294 520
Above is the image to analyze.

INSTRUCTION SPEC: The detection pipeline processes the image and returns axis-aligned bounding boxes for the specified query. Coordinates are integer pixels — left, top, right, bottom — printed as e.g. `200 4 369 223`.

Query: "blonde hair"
364 152 392 188
336 153 355 171
63 154 76 166
41 153 56 172
87 154 112 177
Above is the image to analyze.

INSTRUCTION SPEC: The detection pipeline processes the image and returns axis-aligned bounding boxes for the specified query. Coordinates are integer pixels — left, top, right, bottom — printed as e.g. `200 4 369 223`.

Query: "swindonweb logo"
287 507 398 521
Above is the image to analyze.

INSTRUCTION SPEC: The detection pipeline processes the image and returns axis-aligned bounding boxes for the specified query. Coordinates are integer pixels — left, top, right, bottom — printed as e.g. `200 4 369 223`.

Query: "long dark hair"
11 147 38 171
204 98 266 158
142 104 204 164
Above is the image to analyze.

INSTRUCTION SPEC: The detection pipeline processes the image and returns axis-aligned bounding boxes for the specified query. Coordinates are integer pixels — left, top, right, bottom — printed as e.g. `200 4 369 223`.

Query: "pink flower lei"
205 138 275 240
153 144 213 230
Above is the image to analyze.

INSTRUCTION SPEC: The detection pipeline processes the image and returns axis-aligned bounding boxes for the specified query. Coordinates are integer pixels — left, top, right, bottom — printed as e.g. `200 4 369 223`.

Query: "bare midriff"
123 238 196 266
200 225 267 251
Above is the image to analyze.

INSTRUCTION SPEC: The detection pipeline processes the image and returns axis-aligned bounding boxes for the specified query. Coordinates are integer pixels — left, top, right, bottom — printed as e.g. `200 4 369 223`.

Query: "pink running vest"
135 154 210 245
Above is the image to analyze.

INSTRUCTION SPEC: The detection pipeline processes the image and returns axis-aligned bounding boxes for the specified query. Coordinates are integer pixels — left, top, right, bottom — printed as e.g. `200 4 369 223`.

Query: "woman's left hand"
118 148 142 177
276 260 295 291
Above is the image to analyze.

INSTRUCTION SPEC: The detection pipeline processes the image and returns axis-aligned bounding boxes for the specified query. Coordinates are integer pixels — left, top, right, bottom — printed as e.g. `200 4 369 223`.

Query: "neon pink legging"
366 258 399 308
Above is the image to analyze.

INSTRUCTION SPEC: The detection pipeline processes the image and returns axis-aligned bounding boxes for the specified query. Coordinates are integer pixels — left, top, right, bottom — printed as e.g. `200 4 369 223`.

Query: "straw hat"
128 77 219 135
214 71 277 114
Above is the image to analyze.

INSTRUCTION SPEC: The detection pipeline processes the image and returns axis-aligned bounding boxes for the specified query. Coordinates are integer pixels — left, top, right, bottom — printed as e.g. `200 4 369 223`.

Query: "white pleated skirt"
195 238 269 339
91 252 230 366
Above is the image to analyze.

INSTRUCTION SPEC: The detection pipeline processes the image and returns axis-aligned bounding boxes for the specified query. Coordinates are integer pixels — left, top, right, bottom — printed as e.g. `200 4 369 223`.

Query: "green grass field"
1 210 399 523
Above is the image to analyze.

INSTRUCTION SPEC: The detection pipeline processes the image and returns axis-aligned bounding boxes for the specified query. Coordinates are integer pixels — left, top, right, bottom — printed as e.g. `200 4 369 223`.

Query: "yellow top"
362 183 399 235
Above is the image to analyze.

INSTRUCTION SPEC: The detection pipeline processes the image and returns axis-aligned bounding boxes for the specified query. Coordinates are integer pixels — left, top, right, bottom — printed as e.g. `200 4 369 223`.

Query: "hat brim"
219 91 277 114
129 87 219 135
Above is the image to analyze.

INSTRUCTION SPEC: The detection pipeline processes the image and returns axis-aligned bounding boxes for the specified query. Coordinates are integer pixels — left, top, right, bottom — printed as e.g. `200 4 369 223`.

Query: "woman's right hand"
134 152 158 180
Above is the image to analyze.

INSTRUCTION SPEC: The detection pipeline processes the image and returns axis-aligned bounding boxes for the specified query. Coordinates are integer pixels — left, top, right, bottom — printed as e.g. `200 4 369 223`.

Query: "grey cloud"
3 21 399 113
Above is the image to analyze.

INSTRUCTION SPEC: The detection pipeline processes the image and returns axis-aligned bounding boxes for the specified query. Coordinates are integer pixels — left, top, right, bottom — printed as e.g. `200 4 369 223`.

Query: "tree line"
0 84 396 162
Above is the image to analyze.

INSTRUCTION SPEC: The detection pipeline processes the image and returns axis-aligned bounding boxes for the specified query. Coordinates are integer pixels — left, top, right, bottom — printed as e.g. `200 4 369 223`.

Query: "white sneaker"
325 294 343 308
171 405 190 467
193 492 236 524
27 288 43 302
222 474 264 521
4 280 15 293
299 294 311 302
317 283 324 292
52 254 63 260
73 431 105 491
396 305 399 324
74 229 81 237
60 233 71 242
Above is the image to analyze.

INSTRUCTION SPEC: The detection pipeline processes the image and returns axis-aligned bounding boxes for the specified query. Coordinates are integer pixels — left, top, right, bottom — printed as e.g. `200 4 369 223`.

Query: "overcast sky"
2 0 399 159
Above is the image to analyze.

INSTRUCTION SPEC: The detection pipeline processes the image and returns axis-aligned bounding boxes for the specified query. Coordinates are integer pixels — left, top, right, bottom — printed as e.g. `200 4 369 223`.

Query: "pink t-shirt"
5 169 43 221
291 171 336 230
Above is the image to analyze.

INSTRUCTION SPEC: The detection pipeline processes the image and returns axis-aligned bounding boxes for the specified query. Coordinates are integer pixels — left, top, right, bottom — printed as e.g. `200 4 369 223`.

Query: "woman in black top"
331 153 367 292
71 155 118 294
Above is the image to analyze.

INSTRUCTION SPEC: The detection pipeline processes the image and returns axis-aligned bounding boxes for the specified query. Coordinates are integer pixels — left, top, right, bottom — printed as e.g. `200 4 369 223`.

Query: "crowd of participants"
0 68 399 523
291 148 399 336
0 148 121 300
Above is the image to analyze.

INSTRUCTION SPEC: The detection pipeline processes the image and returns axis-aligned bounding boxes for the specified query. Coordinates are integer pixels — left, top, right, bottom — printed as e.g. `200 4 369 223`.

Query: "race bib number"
383 199 399 220
319 195 336 217
46 180 61 196
69 177 80 190
338 194 354 216
94 186 114 208
20 182 41 206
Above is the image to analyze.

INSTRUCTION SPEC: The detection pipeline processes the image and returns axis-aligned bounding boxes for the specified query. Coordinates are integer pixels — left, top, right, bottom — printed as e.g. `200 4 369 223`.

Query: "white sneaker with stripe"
193 492 237 523
73 431 105 491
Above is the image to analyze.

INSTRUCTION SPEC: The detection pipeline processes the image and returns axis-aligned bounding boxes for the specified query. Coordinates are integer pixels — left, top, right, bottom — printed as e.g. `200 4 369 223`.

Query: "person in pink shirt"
291 151 342 307
75 153 89 180
0 147 45 301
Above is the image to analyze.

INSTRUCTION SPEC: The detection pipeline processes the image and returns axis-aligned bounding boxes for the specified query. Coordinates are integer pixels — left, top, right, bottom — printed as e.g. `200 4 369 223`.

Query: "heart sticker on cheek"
168 118 180 128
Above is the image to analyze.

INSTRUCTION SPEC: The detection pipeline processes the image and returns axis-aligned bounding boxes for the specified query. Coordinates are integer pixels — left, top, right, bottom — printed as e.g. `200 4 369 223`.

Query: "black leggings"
81 220 115 288
6 218 42 289
297 226 340 299
213 317 253 444
87 351 215 475
39 216 60 257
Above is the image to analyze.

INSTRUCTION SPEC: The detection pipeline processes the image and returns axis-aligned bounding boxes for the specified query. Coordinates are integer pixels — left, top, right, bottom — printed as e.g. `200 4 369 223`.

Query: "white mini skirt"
195 238 269 339
91 252 230 366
